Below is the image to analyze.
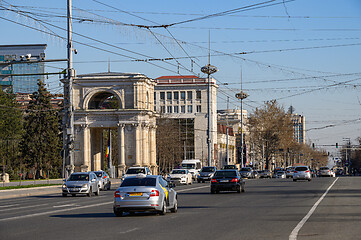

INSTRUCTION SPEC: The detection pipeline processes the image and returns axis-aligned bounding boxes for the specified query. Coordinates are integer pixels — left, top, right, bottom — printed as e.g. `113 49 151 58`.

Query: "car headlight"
62 184 67 188
82 184 88 188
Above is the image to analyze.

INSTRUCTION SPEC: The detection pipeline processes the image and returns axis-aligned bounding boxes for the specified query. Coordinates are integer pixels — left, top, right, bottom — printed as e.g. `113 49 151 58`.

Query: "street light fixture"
235 90 248 168
201 64 218 167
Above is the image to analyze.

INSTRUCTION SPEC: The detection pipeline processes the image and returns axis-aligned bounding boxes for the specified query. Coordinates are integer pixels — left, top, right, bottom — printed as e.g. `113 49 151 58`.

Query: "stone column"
135 123 141 166
149 124 157 174
117 123 126 176
91 128 102 171
142 123 149 166
81 124 90 172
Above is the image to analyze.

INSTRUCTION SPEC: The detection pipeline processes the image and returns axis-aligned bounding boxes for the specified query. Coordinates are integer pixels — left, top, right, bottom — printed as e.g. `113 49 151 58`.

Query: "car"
167 169 192 185
210 170 245 194
94 170 111 190
276 171 286 178
239 167 255 178
62 172 100 197
318 167 335 177
181 159 202 180
222 165 238 170
197 166 217 183
258 169 272 178
293 166 312 181
285 167 295 178
121 167 152 181
253 170 260 179
113 174 178 217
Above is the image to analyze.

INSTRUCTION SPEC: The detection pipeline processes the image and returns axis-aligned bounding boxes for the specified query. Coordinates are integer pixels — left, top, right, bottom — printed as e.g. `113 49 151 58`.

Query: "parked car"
62 172 100 197
239 167 254 178
285 167 295 178
276 171 286 178
167 169 192 185
113 174 178 217
197 166 217 183
258 169 272 178
210 170 245 194
222 165 238 170
121 167 152 181
253 170 260 179
94 170 111 190
318 167 335 177
293 166 312 181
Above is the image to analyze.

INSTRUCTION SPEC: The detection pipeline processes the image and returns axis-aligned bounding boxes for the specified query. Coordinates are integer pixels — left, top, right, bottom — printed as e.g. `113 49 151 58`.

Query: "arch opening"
88 92 120 109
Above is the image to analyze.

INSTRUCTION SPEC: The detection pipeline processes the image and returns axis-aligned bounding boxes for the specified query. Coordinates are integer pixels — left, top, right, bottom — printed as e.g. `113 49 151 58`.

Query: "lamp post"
201 64 218 167
235 90 248 167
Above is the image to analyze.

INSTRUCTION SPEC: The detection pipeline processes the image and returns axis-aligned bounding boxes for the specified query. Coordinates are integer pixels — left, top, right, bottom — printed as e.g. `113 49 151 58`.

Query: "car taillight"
294 171 298 173
103 176 107 179
114 191 121 198
231 178 238 182
211 179 217 183
305 170 310 173
150 190 159 197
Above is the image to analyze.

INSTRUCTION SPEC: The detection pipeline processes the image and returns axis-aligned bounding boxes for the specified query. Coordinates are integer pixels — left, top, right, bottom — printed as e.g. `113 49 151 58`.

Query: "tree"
0 89 23 178
20 80 62 179
248 100 294 169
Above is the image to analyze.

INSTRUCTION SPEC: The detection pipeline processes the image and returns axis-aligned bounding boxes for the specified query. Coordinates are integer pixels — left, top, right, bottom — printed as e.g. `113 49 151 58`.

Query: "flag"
105 129 110 159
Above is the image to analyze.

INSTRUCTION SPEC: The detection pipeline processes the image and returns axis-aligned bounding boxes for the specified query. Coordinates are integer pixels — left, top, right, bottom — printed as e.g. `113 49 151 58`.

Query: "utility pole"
226 97 229 165
63 0 74 178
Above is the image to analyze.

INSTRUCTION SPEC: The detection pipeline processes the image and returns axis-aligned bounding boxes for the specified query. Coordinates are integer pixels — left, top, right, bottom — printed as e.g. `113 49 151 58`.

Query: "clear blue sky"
1 0 361 155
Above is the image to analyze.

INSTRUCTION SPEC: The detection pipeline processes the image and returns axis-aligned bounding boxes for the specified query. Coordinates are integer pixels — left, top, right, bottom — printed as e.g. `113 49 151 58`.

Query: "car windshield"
94 171 103 177
120 177 156 187
68 174 89 181
240 168 251 172
278 171 285 174
201 167 215 172
181 164 195 169
223 165 236 169
214 171 237 177
295 167 308 171
320 167 329 170
171 170 186 174
126 168 145 174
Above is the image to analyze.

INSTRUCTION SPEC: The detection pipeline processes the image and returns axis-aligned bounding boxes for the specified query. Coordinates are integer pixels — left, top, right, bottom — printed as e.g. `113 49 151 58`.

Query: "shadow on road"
50 212 115 218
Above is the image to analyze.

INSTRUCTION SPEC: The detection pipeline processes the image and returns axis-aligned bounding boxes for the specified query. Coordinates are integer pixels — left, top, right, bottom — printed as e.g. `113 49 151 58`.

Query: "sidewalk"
0 178 122 200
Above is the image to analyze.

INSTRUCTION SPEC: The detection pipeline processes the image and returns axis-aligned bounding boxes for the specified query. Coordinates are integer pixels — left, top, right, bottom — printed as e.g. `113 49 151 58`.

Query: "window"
174 92 179 100
167 106 172 113
160 106 165 113
181 106 185 113
167 92 172 100
180 91 186 100
196 91 201 100
196 105 201 113
187 105 193 113
174 106 179 113
154 92 156 101
160 92 165 100
187 91 192 100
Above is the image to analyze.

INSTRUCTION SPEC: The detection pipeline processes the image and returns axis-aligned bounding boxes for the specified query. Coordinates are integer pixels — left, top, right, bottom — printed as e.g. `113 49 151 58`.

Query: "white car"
121 167 152 181
167 169 192 185
276 171 286 178
293 166 312 181
318 167 335 177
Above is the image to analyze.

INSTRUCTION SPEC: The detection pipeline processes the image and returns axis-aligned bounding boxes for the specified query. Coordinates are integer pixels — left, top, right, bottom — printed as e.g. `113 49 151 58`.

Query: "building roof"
156 75 199 80
155 75 214 85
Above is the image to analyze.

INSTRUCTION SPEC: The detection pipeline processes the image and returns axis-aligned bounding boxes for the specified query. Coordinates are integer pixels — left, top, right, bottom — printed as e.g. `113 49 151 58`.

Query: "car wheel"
308 179 312 181
62 193 67 197
95 186 100 196
108 183 111 190
114 209 123 217
237 186 241 193
293 179 297 182
241 187 245 193
87 187 92 197
210 189 215 194
159 200 167 215
170 199 178 213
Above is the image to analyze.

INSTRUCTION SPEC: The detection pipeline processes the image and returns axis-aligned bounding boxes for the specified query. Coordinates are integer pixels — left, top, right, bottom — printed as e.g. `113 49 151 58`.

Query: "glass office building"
0 44 47 93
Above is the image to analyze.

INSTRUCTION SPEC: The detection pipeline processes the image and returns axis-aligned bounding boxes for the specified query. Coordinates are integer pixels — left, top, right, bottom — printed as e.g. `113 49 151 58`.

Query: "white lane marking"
177 185 209 192
119 228 139 234
0 201 113 222
0 203 50 212
0 184 209 221
0 204 19 208
52 204 78 208
289 177 339 240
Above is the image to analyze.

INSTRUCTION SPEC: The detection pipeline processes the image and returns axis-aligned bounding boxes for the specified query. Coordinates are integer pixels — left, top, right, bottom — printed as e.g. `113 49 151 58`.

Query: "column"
82 124 90 172
142 123 149 166
135 123 141 166
149 124 157 174
117 123 126 176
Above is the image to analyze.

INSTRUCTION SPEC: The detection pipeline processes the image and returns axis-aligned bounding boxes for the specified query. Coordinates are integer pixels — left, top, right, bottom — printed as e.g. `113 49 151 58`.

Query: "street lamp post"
201 64 218 167
235 90 248 168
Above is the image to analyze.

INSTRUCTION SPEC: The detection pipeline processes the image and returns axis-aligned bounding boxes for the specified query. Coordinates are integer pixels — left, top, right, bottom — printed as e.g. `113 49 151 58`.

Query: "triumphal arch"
70 72 157 176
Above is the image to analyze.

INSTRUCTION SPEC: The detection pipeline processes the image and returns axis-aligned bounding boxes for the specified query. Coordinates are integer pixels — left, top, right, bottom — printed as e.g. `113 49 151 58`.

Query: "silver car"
197 166 216 183
293 166 312 181
113 174 177 217
94 170 111 190
62 172 100 197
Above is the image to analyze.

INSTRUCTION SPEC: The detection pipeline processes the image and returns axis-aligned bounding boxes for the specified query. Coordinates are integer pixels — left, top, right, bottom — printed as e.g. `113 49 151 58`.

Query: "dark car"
210 170 245 194
198 166 217 183
239 167 255 178
222 165 238 170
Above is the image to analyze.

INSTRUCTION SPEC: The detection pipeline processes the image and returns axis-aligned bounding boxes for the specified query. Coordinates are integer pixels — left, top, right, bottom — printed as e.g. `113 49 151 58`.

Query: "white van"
181 159 202 180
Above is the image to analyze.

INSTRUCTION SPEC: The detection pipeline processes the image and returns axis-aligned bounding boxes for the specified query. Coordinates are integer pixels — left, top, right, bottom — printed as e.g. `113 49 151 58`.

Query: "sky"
1 0 361 156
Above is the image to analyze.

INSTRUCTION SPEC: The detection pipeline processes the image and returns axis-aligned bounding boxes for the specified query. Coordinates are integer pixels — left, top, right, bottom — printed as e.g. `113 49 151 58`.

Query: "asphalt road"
0 177 360 240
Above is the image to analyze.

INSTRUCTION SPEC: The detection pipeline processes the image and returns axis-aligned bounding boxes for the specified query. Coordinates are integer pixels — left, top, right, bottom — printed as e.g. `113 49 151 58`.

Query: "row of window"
156 105 202 114
156 90 202 101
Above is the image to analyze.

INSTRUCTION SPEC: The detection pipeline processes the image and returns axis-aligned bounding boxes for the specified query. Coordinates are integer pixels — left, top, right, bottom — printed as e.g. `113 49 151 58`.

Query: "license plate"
70 188 79 191
220 180 229 183
129 192 143 196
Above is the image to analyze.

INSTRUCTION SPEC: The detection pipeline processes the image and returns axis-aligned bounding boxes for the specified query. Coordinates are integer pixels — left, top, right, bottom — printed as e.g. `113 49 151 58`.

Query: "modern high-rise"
154 75 218 166
0 44 47 93
291 114 306 144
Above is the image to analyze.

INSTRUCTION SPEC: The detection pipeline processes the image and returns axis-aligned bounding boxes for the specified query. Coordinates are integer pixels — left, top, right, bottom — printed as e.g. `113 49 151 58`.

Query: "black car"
210 170 245 194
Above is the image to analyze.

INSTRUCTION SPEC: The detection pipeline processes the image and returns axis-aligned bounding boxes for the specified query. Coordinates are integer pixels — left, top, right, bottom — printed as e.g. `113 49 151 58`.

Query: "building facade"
154 75 218 166
291 114 305 144
216 124 236 169
0 44 46 93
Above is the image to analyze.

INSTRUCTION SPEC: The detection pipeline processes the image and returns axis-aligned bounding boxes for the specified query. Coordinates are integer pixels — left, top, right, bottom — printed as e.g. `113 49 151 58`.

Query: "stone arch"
83 88 123 110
